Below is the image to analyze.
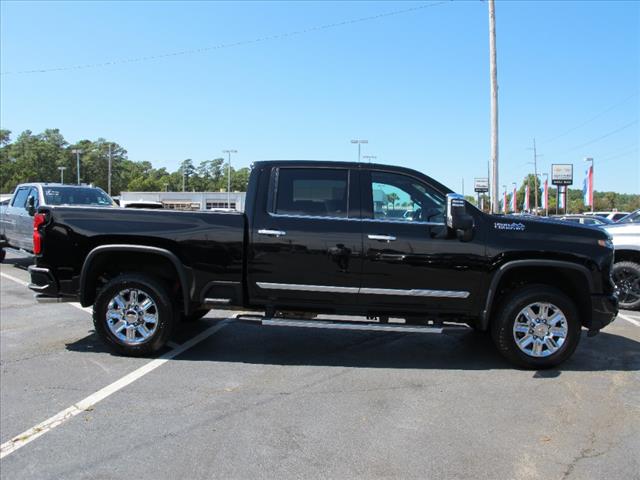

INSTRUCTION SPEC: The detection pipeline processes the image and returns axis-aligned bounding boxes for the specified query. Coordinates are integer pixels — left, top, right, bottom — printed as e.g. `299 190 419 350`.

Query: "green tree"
387 192 399 210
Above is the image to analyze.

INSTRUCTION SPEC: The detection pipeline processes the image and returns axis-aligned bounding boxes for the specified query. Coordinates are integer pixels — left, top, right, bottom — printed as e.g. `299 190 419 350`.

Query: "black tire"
181 308 210 322
0 248 5 263
491 285 581 369
612 261 640 311
93 273 176 356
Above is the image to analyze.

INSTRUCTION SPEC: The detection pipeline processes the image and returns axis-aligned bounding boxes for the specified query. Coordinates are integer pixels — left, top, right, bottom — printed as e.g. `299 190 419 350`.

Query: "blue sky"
1 1 638 194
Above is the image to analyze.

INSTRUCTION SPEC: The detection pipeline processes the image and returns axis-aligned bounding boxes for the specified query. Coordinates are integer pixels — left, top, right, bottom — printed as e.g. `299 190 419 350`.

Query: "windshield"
618 210 640 224
43 187 115 206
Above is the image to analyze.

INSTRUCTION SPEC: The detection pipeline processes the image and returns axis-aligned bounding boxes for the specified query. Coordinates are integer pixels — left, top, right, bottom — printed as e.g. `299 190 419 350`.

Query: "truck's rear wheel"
491 285 581 369
93 273 176 356
612 261 640 310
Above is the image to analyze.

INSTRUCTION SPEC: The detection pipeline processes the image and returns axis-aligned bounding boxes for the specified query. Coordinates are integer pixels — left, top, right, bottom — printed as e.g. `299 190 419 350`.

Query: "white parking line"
0 272 29 287
0 318 233 459
618 313 640 327
1 272 91 313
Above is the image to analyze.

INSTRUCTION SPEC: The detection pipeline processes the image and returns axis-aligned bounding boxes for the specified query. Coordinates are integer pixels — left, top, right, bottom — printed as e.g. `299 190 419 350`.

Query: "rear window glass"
275 168 348 217
43 187 114 206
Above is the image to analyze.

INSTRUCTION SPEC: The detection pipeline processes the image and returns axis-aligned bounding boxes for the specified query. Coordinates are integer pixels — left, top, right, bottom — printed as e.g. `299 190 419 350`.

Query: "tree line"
1 128 637 213
0 129 250 195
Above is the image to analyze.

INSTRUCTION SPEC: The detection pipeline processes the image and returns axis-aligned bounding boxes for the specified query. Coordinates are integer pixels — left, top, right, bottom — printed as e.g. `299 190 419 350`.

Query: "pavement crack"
561 432 613 480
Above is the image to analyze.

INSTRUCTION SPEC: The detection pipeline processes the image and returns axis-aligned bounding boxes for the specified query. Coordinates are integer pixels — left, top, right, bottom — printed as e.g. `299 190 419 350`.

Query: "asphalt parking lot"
1 250 639 480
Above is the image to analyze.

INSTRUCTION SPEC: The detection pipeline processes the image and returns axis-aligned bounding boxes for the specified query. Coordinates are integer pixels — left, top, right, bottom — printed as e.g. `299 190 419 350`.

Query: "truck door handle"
258 229 287 237
368 234 397 242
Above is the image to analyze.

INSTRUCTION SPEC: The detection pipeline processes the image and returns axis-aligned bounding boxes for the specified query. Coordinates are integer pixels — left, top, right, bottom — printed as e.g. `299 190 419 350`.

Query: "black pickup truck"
28 161 618 368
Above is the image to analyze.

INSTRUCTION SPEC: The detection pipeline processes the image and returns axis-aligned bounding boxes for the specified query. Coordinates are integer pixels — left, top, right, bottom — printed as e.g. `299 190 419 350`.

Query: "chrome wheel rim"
613 267 640 305
512 302 568 358
106 289 159 345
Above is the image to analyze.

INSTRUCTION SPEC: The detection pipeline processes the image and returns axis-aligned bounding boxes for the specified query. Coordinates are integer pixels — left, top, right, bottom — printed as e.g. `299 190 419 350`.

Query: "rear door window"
274 168 349 218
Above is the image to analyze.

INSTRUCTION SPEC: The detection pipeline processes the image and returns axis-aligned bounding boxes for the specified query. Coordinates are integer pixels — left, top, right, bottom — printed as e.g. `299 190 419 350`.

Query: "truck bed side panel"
38 206 246 302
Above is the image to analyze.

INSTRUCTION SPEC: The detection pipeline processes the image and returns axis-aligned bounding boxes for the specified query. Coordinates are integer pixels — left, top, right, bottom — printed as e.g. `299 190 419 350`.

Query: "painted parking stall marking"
618 313 640 327
0 319 233 459
1 272 92 313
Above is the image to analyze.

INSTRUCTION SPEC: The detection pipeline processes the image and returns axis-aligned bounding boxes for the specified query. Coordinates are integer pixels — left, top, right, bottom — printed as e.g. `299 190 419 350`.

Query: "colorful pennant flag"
583 165 594 207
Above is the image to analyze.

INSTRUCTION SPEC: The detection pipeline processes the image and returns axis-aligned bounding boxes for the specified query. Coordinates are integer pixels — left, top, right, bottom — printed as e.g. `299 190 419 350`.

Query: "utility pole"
182 172 186 192
362 155 376 163
107 143 113 196
71 149 82 185
350 140 368 162
488 0 499 213
223 149 237 209
530 138 540 212
58 166 66 184
462 178 465 196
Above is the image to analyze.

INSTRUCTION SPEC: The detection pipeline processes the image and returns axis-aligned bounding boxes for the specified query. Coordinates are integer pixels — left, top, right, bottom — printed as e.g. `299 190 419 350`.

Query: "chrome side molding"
256 282 469 298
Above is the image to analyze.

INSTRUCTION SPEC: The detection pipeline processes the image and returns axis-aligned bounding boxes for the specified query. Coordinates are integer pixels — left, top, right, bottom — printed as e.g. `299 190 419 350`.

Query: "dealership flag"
583 165 593 206
512 187 517 213
542 179 548 210
524 184 530 211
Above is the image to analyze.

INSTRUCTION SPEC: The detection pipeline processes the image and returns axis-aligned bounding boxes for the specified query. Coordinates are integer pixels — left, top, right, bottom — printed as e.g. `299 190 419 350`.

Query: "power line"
541 92 638 144
1 1 450 76
561 119 638 153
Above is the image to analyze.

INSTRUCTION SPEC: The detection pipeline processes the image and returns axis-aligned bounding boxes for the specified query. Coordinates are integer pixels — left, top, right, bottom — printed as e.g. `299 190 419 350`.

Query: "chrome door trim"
359 287 470 298
367 234 397 242
256 282 469 298
257 229 287 237
256 282 360 294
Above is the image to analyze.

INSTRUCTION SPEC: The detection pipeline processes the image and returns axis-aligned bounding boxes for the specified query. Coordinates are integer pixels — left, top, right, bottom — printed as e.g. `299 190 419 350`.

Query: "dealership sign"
551 164 573 186
474 178 489 192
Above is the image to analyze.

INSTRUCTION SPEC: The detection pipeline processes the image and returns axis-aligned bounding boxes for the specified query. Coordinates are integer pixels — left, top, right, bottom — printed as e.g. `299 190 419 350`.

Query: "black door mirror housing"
446 193 474 242
26 195 36 216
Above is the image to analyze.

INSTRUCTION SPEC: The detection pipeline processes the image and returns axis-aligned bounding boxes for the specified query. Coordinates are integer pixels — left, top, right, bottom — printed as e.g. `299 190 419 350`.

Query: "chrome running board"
235 315 443 334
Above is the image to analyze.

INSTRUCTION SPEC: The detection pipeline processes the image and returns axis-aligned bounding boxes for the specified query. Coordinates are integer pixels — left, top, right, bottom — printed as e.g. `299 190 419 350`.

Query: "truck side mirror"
26 195 36 216
446 193 474 242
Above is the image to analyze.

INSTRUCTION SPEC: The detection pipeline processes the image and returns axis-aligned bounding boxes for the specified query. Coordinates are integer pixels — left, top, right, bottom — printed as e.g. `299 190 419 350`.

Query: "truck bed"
37 206 247 304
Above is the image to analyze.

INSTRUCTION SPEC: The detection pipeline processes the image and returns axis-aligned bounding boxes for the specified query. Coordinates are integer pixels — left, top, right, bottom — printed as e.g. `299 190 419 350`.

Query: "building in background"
119 191 246 211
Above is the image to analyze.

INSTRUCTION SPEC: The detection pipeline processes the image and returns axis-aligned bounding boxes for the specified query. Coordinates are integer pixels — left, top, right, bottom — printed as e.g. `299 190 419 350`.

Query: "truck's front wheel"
93 273 176 356
491 285 581 369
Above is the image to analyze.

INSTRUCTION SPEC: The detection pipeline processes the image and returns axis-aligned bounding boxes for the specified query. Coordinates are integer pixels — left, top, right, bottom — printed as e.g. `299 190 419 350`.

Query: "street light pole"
71 149 82 185
350 140 368 162
58 166 66 184
108 143 112 196
223 149 237 209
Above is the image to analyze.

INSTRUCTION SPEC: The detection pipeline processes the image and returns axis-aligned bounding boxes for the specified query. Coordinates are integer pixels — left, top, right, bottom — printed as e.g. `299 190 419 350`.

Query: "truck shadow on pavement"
65 318 640 373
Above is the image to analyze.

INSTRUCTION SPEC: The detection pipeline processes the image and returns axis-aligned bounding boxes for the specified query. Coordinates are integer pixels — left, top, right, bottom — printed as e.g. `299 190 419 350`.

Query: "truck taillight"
33 213 46 254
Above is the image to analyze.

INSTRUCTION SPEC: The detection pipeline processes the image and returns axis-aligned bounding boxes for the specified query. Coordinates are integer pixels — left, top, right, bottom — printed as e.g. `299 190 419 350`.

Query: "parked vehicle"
584 211 630 222
552 214 613 226
604 222 640 310
122 201 165 209
28 161 618 368
0 183 115 258
616 209 640 225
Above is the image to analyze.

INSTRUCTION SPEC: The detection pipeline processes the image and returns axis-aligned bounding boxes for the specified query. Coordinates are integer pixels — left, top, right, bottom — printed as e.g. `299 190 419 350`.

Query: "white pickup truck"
0 183 116 260
605 217 640 310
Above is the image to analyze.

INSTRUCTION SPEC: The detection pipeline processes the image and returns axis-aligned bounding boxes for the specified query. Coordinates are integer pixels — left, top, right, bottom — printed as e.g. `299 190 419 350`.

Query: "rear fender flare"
79 244 192 315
